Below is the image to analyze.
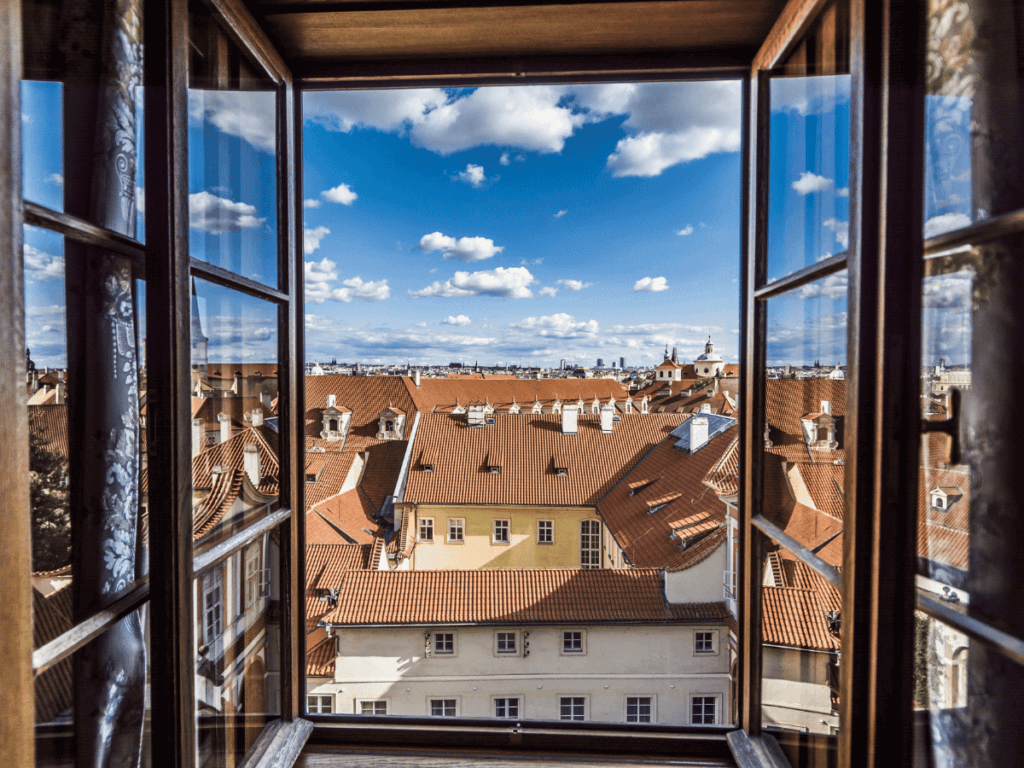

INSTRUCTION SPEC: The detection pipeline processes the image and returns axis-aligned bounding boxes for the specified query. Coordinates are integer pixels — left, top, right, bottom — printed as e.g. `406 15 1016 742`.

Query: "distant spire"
671 345 678 363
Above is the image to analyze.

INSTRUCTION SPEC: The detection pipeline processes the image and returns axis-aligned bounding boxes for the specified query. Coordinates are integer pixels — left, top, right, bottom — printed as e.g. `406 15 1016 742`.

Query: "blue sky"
21 79 971 370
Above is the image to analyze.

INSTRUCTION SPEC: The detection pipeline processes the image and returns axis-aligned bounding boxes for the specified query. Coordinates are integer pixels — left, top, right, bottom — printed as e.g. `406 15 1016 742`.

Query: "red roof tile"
311 489 380 545
28 403 69 459
762 586 840 651
407 377 628 415
305 543 373 633
304 375 418 451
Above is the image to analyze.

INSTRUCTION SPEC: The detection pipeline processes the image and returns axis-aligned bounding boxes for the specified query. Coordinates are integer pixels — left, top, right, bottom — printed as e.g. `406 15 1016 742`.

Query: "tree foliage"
29 426 70 572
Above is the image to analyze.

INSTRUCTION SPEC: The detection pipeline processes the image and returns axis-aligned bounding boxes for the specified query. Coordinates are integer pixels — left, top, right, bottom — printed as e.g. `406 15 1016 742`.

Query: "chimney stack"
414 370 421 387
250 409 264 428
600 403 615 433
326 394 336 408
820 400 831 415
260 391 272 410
561 404 579 435
218 412 231 443
244 444 262 487
233 373 242 395
55 382 65 405
690 416 709 451
192 418 204 457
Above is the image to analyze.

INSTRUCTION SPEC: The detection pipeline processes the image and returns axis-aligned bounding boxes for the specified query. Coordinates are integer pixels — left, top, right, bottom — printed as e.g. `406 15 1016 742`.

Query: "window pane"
195 527 281 765
913 612 970 766
34 618 152 768
761 273 846 735
21 0 146 241
190 278 280 555
187 0 278 288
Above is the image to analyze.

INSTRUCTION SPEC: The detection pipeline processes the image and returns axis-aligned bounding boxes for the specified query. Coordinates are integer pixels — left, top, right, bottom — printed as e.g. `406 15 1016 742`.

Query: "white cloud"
303 226 330 256
442 315 472 326
322 183 357 205
189 191 266 234
792 172 834 195
836 187 849 197
771 77 851 117
925 212 972 239
556 279 592 291
634 276 669 292
304 88 449 134
418 231 504 262
538 286 558 297
304 258 390 303
189 90 276 152
513 313 599 338
410 266 536 299
303 199 321 208
554 209 568 218
823 218 849 249
499 152 511 166
416 321 427 328
46 173 64 187
24 245 64 282
795 272 848 301
676 225 693 236
454 163 490 188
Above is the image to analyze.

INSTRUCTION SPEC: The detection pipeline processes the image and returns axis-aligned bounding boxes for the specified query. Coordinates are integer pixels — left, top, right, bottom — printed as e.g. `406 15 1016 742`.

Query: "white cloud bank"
303 226 330 256
189 90 276 152
189 191 265 234
634 276 669 292
442 315 472 326
410 267 536 299
418 231 504 262
24 245 64 282
305 258 389 303
513 313 599 338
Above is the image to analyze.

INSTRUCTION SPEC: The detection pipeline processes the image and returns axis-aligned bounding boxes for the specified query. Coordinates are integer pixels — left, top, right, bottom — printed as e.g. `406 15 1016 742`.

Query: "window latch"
921 388 962 465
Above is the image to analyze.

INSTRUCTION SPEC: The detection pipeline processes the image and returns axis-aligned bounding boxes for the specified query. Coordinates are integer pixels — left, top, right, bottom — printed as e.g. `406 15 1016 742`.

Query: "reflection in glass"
195 530 281 766
913 613 970 768
761 273 846 735
188 2 278 288
190 279 279 555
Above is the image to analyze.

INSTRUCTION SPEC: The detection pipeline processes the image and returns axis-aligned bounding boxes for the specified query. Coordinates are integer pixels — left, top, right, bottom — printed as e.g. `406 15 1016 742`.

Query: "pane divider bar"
916 591 1024 668
190 258 290 303
193 508 291 576
754 252 847 300
751 514 842 589
24 201 146 266
32 579 150 674
924 208 1024 256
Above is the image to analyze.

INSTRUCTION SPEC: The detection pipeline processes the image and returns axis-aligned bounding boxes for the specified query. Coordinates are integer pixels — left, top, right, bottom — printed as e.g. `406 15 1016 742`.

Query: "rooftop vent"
326 394 336 407
600 403 615 433
467 405 487 428
561 404 579 435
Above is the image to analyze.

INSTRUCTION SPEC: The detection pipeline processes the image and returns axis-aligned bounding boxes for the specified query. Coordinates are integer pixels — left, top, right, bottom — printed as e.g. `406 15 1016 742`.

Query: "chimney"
820 400 831 415
561 404 579 435
55 382 65 405
690 416 709 451
414 370 421 387
233 373 242 394
218 412 231 443
700 402 712 414
211 464 227 485
244 444 262 487
260 391 272 410
326 394 336 408
250 409 264 428
600 403 615 433
192 418 204 457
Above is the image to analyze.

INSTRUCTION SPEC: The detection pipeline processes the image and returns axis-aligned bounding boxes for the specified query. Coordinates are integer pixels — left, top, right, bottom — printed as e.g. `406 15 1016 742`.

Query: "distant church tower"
693 335 725 377
191 278 209 373
671 345 678 363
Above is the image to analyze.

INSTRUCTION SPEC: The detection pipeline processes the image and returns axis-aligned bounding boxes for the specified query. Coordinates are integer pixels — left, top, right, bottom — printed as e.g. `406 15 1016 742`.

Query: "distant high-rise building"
596 358 604 368
620 356 625 369
560 359 567 370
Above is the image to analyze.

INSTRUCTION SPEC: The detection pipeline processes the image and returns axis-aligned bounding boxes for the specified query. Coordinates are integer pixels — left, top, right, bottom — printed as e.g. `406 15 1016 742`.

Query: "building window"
562 630 585 654
201 570 223 644
432 631 455 655
537 520 553 544
418 517 434 542
359 700 388 715
244 542 263 609
430 699 458 717
307 695 333 714
494 697 520 719
626 696 654 723
560 696 586 721
495 630 519 655
448 518 464 542
691 695 718 725
695 630 717 654
581 520 601 568
493 519 510 544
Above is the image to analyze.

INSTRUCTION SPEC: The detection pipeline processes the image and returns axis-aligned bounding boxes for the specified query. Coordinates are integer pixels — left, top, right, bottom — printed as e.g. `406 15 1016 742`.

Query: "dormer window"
488 465 501 475
930 487 963 511
422 463 435 473
305 472 317 484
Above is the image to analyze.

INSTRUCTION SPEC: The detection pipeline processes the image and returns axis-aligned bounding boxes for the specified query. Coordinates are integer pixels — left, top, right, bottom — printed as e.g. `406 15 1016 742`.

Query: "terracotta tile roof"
192 424 280 495
305 543 373 633
795 464 845 522
387 511 415 557
304 449 360 510
205 364 277 380
703 435 739 497
769 501 843 568
27 387 59 405
634 379 704 400
405 413 686 507
306 636 337 677
765 379 846 463
359 440 408 511
33 585 73 722
304 375 418 451
407 378 628 415
762 586 840 651
193 468 244 539
918 465 970 571
192 394 274 438
321 568 731 626
311 489 380 545
596 429 734 569
305 507 350 545
28 403 69 459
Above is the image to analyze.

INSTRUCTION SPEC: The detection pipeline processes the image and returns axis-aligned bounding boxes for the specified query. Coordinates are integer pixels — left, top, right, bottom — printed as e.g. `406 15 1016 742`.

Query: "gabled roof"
404 413 686 507
191 395 273 430
192 467 275 540
305 375 419 450
321 568 731 626
303 449 360 510
305 542 373 634
192 424 280 495
28 403 69 458
406 377 628 415
761 554 841 651
307 636 337 677
703 435 739 497
32 585 72 723
765 379 846 464
312 488 380 545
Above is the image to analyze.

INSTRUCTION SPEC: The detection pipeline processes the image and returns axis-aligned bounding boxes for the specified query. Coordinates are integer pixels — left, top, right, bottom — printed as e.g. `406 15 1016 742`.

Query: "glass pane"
924 0 1024 237
761 272 846 737
195 528 281 766
26 224 149 643
34 616 152 768
913 612 970 767
188 0 278 288
767 0 851 283
22 0 145 240
190 279 279 557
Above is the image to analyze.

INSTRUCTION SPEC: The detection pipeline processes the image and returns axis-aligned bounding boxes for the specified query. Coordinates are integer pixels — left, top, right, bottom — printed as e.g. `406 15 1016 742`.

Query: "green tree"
29 426 70 572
